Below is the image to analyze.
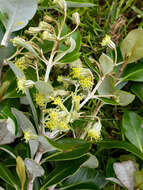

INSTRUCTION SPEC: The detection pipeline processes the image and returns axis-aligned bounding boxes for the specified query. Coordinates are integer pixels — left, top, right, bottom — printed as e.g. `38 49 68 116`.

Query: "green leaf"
24 158 44 178
40 155 89 190
42 138 91 162
60 182 99 190
121 29 143 63
54 37 76 63
42 143 90 162
98 76 135 106
99 53 114 75
123 111 143 152
61 167 106 190
0 145 16 159
98 76 115 95
97 140 143 161
0 163 18 188
45 137 90 151
114 90 135 106
82 153 99 168
0 0 37 45
131 82 143 102
60 31 81 63
121 62 143 82
35 81 54 97
11 108 36 134
66 1 95 8
0 119 18 145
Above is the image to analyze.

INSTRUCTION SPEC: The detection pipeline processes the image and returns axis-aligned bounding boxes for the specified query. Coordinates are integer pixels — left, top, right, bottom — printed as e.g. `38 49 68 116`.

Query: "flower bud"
72 12 80 25
39 21 54 31
44 15 54 23
42 31 56 41
11 37 26 47
101 34 116 49
53 0 67 11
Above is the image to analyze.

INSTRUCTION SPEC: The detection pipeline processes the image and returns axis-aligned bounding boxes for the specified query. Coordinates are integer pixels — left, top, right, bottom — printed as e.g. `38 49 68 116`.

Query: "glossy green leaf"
82 153 99 168
0 163 18 188
42 142 90 162
123 111 143 152
60 182 99 190
97 140 143 160
121 29 143 63
40 155 89 190
131 82 143 102
11 108 36 134
60 31 81 63
0 145 16 159
99 53 114 75
121 62 143 82
45 137 90 151
61 167 106 190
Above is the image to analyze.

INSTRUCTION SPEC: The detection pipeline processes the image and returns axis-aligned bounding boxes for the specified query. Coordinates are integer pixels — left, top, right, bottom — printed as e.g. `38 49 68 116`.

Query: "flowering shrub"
0 0 143 190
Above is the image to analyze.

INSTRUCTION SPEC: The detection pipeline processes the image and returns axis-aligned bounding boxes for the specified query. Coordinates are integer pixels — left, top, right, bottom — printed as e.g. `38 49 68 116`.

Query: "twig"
79 77 104 109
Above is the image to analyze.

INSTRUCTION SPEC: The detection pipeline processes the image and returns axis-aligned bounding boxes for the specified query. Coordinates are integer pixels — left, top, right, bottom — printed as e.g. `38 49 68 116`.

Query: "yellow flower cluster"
101 35 111 46
72 68 82 78
15 57 27 71
51 96 66 111
45 110 69 131
17 77 26 94
35 93 47 107
80 76 93 88
71 68 93 89
88 128 101 140
23 130 37 143
88 121 102 140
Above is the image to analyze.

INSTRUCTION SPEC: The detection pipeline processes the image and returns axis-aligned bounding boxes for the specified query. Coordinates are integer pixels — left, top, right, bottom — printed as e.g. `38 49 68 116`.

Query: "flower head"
15 57 27 71
17 77 35 94
101 34 115 49
45 109 70 132
71 68 82 78
35 93 47 107
80 76 93 89
17 77 26 94
88 120 102 140
23 130 37 143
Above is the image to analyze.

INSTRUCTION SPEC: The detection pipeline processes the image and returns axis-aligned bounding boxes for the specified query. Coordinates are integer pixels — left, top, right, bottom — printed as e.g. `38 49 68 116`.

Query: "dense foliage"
0 0 143 189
